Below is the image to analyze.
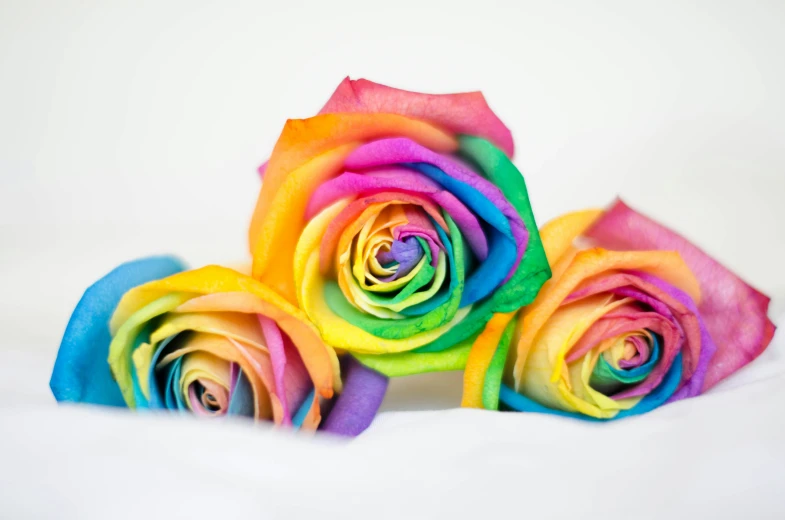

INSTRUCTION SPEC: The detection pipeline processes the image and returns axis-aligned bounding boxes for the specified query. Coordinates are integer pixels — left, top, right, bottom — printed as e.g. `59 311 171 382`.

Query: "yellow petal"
538 209 603 265
131 342 156 401
150 312 266 352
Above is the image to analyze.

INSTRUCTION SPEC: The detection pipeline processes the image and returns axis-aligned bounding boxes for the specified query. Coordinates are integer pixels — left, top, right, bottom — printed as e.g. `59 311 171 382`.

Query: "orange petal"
538 209 603 265
462 312 516 409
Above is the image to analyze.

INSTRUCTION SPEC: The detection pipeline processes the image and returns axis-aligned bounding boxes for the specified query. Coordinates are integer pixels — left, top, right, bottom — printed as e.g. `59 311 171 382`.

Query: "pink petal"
258 315 292 426
280 334 314 415
319 77 515 157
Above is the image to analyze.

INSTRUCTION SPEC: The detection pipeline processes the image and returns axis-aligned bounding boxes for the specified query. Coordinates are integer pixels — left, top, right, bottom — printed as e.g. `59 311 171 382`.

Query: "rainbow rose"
50 256 388 436
462 201 775 418
248 78 551 376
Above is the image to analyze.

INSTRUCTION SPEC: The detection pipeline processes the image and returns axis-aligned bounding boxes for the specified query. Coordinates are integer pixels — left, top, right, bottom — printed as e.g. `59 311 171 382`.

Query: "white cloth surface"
1 322 784 519
1 1 784 518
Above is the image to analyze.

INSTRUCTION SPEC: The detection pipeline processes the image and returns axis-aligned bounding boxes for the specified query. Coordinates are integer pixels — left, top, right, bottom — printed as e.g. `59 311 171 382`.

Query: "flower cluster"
51 78 775 434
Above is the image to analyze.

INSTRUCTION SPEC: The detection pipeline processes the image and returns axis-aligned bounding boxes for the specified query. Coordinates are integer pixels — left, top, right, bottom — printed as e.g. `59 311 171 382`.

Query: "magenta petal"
623 273 716 401
586 200 776 390
306 168 488 260
306 169 437 217
319 77 515 157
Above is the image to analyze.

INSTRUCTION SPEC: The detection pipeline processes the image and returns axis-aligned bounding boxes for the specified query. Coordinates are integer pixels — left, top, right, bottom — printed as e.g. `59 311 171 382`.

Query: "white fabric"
2 1 785 518
1 324 784 519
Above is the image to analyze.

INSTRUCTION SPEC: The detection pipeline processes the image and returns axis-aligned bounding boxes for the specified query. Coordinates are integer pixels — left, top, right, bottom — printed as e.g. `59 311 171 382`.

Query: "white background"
1 1 784 518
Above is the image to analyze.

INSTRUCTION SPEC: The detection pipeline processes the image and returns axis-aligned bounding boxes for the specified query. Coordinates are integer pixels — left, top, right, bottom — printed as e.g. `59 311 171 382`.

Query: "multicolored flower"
248 78 551 376
50 257 387 435
462 201 775 418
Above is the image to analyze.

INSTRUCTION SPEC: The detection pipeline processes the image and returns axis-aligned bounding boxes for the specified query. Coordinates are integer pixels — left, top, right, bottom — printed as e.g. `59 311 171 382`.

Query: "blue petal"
291 387 316 428
615 353 683 419
499 353 683 421
50 256 187 407
147 334 181 409
163 357 187 411
227 369 255 418
406 162 517 306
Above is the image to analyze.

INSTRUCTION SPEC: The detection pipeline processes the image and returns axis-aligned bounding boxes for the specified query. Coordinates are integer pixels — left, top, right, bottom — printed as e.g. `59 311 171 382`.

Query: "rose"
248 78 551 376
462 201 775 418
50 256 388 435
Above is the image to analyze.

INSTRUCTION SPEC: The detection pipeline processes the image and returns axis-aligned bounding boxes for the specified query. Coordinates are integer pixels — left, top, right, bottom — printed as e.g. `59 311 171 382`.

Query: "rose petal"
306 168 487 260
113 266 340 398
249 114 458 302
500 351 683 421
50 256 185 407
345 138 526 305
320 356 388 437
562 271 701 394
512 248 700 389
461 312 516 409
227 369 254 417
585 200 775 390
257 315 292 426
320 77 514 157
